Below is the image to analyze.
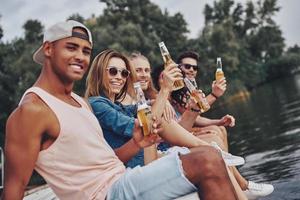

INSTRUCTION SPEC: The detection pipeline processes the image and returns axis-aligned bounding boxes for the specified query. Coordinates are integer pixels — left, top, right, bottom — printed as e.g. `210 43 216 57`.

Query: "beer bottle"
183 78 210 113
134 82 153 136
215 57 225 81
158 42 184 90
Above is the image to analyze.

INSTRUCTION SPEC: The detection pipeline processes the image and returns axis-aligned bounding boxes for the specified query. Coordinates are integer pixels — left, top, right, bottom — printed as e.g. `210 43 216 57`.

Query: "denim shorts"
106 153 197 200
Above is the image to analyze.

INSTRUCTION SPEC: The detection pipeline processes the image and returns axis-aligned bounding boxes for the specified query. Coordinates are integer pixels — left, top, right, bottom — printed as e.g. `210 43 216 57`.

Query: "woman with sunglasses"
85 49 211 167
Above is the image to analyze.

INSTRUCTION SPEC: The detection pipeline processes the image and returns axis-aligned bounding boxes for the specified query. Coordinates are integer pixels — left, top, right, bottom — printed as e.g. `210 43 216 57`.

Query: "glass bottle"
134 82 153 136
158 42 184 90
183 78 210 113
215 57 225 81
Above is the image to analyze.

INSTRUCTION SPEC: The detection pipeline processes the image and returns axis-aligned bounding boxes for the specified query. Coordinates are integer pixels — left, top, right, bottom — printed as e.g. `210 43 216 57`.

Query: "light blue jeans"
107 153 197 200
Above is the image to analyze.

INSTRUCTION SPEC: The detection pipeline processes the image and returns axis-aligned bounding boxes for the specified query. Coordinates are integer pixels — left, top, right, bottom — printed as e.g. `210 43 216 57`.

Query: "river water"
206 74 300 200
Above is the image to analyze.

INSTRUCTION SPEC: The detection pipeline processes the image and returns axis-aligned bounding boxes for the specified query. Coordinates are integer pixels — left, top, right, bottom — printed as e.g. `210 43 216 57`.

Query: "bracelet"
211 92 218 99
190 108 201 113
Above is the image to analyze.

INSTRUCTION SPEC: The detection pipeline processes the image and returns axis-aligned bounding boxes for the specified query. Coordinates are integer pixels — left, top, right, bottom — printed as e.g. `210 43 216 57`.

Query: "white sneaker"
244 181 274 199
211 142 245 166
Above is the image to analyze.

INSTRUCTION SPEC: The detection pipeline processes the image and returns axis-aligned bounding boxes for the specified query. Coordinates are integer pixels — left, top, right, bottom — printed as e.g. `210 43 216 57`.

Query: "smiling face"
106 57 128 97
180 57 198 80
46 28 92 84
131 57 151 90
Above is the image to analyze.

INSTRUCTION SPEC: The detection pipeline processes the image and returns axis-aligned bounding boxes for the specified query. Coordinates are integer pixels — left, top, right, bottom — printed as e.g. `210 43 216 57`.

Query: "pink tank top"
20 87 126 200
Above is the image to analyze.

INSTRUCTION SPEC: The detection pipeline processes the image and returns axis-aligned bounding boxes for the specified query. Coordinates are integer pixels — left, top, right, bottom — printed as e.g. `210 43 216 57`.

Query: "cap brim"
33 46 44 65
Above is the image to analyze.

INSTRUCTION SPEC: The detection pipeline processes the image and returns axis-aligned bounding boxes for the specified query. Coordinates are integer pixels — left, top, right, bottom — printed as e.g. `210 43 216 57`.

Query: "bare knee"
181 146 226 181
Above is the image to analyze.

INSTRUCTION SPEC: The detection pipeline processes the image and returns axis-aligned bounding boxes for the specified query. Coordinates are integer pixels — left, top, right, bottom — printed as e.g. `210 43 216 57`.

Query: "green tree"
68 13 85 23
0 25 3 40
197 0 285 92
23 19 44 43
97 0 188 61
0 15 3 40
0 20 42 144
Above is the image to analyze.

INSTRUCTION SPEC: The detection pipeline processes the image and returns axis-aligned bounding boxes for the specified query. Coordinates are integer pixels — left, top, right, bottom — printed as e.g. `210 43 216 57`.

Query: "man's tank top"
19 87 126 200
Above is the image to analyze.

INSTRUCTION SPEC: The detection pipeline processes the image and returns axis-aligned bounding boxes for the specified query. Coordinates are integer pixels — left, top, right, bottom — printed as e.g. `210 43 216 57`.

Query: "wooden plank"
23 185 58 200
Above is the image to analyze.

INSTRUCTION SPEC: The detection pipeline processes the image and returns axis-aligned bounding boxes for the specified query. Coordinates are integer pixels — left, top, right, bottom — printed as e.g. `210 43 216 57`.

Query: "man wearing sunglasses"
177 51 227 102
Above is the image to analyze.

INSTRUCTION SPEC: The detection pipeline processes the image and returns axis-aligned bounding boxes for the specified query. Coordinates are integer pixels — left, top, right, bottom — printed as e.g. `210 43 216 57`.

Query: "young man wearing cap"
177 51 274 199
3 20 238 200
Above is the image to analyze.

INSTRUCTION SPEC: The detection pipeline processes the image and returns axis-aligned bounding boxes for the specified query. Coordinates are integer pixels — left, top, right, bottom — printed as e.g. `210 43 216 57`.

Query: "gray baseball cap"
33 20 93 65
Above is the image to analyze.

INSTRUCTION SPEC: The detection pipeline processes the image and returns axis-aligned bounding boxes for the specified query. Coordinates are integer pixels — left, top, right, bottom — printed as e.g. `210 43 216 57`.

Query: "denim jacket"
89 95 144 168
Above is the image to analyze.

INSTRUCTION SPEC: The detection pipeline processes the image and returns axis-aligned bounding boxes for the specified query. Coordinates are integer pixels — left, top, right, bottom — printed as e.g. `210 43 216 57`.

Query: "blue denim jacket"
89 95 144 168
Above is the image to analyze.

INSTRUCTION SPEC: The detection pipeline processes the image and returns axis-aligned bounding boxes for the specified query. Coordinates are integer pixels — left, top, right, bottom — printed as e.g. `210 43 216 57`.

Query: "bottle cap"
217 57 221 62
158 41 165 47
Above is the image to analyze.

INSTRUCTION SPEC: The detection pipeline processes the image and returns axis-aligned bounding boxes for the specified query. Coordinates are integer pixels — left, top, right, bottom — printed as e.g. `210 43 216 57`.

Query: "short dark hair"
177 51 199 64
151 64 165 91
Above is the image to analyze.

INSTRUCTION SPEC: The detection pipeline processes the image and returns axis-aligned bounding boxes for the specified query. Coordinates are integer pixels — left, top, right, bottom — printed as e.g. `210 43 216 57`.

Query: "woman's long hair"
85 49 136 101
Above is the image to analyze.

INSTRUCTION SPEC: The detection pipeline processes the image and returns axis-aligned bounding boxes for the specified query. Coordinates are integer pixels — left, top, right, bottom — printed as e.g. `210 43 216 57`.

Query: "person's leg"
180 146 238 200
159 119 209 147
107 153 196 200
226 167 248 200
196 133 226 150
192 125 229 152
231 166 249 190
107 146 237 200
195 127 249 191
187 147 247 199
218 126 229 151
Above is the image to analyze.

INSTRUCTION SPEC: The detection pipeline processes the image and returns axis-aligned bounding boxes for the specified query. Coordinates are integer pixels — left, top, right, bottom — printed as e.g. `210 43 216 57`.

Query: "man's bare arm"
2 98 49 200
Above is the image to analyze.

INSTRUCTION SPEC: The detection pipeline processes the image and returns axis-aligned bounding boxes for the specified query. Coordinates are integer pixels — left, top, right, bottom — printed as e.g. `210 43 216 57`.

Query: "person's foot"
244 181 274 199
211 142 245 166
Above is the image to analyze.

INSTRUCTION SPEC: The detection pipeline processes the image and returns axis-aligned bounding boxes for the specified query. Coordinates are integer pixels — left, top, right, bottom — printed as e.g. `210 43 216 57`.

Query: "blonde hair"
129 52 157 100
85 49 136 101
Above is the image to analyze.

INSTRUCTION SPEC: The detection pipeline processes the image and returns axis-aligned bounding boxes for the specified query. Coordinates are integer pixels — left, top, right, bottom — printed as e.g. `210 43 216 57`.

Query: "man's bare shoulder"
6 93 51 134
14 93 49 115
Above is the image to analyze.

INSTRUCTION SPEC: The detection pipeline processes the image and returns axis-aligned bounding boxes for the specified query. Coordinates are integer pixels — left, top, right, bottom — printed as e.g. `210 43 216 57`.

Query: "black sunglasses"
107 66 130 79
180 63 198 71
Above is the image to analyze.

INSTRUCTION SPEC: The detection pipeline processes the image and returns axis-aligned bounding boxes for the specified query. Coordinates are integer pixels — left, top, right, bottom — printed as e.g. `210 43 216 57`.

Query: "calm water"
206 74 300 200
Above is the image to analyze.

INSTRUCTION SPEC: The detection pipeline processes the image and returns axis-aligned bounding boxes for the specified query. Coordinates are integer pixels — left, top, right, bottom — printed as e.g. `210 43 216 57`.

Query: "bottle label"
137 107 153 136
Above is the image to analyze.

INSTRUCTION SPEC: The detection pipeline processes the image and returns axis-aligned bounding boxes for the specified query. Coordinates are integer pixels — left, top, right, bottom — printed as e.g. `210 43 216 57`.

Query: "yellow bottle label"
190 91 210 113
137 107 152 136
215 69 224 81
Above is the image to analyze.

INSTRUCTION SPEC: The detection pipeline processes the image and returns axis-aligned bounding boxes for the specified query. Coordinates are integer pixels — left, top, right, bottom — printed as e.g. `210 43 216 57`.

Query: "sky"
0 0 299 47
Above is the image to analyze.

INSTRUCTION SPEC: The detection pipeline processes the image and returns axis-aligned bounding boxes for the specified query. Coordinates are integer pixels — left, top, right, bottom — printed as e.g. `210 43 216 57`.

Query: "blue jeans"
107 153 197 200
